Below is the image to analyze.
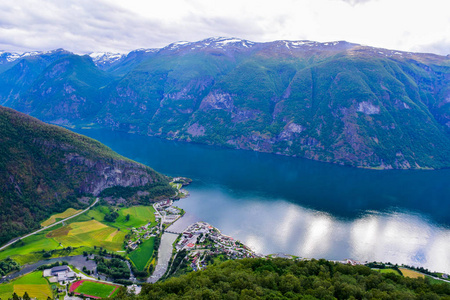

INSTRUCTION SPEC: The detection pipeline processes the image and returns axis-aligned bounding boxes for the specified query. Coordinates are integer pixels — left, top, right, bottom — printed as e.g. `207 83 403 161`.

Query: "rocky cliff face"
64 152 159 196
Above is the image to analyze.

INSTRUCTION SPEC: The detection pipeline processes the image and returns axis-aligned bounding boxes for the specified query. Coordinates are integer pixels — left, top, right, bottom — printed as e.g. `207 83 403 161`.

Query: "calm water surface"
75 129 450 273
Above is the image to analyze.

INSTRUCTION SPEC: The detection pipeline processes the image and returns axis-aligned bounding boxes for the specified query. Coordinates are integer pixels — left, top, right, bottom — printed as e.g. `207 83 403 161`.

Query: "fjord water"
76 129 450 273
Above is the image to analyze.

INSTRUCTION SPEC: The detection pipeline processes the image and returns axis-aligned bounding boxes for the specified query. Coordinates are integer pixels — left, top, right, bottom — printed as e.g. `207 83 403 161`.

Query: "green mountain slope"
0 105 174 246
2 38 450 169
12 54 116 125
110 258 450 300
0 49 72 106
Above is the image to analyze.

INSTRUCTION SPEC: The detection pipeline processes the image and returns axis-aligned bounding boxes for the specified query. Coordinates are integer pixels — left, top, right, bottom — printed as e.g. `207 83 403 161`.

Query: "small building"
51 265 69 276
44 265 76 283
43 269 52 277
160 200 172 207
57 271 76 282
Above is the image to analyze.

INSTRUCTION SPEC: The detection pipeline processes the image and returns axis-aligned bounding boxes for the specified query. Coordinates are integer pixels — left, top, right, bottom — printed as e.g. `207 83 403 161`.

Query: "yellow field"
41 208 81 227
47 220 126 251
399 268 425 279
14 284 53 299
105 229 121 242
69 220 108 235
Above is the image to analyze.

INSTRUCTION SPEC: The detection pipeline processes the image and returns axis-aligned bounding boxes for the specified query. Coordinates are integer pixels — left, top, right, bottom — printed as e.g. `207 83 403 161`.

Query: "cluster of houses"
154 200 183 225
174 222 257 271
127 201 184 251
127 221 160 251
43 265 76 283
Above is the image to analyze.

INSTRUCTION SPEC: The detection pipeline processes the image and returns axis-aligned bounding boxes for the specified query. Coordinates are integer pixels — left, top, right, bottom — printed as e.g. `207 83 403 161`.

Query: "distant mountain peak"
154 37 363 55
163 41 191 51
88 52 126 67
161 37 257 53
203 37 249 43
0 48 71 65
207 37 255 48
130 48 159 54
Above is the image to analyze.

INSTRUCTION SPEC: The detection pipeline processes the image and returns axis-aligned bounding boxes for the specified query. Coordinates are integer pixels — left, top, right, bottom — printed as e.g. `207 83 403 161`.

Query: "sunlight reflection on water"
176 185 450 273
72 128 450 273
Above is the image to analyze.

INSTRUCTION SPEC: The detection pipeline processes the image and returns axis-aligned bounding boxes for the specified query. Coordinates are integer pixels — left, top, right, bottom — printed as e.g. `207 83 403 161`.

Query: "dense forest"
0 258 20 277
95 257 130 280
108 258 450 299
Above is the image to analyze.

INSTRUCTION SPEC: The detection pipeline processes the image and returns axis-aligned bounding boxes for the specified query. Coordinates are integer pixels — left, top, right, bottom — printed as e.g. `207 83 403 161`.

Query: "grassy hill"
0 105 175 246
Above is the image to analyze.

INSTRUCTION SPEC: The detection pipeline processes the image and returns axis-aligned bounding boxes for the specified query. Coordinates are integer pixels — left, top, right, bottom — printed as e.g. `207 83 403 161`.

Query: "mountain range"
1 37 450 169
0 105 174 246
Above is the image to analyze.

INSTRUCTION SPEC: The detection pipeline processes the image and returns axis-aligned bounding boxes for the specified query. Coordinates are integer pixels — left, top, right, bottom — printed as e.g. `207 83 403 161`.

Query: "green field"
374 268 402 276
0 271 52 300
73 280 119 298
0 204 157 265
399 267 425 279
47 220 126 251
41 208 82 227
120 206 156 228
87 205 156 231
0 230 63 264
86 206 108 221
373 268 450 285
426 276 450 285
0 219 125 264
0 233 60 259
129 237 155 271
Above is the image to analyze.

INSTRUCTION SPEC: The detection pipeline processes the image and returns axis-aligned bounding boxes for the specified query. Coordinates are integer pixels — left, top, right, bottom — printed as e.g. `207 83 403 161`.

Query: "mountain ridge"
2 38 450 169
2 37 448 65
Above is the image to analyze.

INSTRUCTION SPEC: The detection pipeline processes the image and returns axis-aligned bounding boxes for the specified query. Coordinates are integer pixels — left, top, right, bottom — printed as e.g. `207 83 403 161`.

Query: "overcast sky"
0 0 449 55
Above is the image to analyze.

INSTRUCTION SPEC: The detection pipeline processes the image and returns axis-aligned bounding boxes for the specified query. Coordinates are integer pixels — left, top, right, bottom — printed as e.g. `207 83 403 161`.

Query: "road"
0 198 99 252
153 202 164 232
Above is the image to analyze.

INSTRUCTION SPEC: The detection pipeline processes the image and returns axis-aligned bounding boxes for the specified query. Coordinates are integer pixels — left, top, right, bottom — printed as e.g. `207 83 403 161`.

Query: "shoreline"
2 180 449 289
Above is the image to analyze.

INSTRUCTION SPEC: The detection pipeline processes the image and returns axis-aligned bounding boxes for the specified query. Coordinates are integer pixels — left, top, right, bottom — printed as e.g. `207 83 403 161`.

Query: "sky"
0 0 449 55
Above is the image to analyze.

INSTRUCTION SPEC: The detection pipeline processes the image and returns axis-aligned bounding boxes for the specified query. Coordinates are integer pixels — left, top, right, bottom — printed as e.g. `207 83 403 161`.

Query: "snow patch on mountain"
207 37 255 49
128 48 159 55
89 52 125 66
163 37 256 52
274 40 353 51
165 41 190 50
0 49 63 64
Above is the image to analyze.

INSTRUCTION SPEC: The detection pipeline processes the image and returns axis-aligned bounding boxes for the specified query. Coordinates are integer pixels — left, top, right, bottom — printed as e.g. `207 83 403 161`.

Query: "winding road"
0 198 99 252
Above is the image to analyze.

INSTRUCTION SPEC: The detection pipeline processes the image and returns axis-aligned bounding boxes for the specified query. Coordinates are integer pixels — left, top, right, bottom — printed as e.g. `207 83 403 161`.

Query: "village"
174 221 258 271
126 191 258 274
126 199 184 251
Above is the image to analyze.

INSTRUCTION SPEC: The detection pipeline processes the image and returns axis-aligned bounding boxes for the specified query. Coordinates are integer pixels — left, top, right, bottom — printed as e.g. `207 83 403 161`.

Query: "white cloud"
0 0 448 55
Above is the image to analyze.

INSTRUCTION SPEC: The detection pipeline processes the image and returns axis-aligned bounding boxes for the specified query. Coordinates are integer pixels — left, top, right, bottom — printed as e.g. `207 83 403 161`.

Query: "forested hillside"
0 106 174 245
109 258 450 299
